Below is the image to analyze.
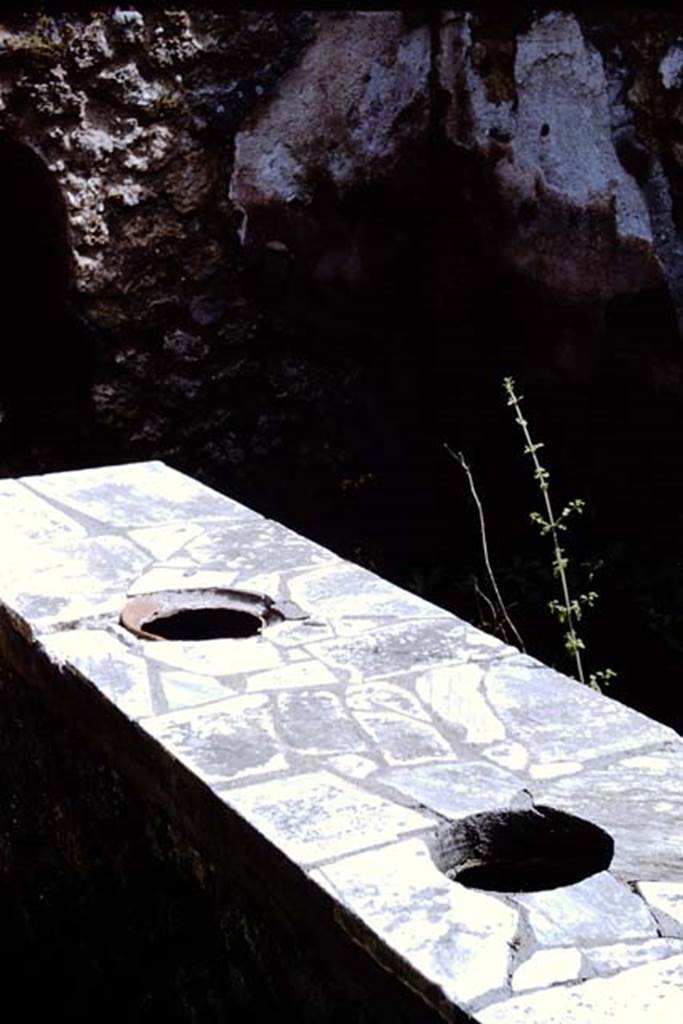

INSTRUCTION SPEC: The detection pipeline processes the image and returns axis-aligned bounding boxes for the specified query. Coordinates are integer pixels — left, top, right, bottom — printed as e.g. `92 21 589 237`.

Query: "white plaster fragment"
514 12 651 243
530 761 583 780
230 12 430 236
620 754 672 773
512 947 582 992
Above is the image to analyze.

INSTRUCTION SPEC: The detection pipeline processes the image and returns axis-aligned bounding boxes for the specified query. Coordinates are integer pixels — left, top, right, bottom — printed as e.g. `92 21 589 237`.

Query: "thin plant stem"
445 443 526 652
473 575 500 631
503 378 596 687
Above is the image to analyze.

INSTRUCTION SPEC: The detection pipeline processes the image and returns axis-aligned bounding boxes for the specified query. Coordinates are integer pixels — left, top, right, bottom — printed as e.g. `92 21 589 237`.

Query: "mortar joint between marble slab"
18 479 131 536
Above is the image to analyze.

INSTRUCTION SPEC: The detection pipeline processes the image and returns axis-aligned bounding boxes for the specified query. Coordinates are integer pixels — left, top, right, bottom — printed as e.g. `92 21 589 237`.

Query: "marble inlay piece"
0 534 150 625
517 872 658 946
530 761 583 780
512 947 583 992
145 694 287 783
42 629 153 718
24 460 257 527
127 522 205 560
314 838 518 1005
144 637 282 678
277 690 367 754
158 670 232 713
221 771 431 864
0 479 87 545
416 664 505 743
583 937 683 974
485 659 677 764
536 763 683 881
478 954 683 1024
325 754 379 779
379 761 525 818
308 620 468 677
481 740 529 771
636 882 683 935
245 659 339 692
289 563 451 621
353 711 453 764
185 519 340 576
348 680 453 762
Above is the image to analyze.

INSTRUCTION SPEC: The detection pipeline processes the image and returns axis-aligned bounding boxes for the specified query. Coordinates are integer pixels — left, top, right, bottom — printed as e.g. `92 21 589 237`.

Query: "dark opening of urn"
141 606 262 641
430 805 614 893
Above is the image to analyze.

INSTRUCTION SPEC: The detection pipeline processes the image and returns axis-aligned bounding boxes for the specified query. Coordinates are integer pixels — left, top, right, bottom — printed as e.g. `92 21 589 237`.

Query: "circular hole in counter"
142 607 261 641
430 805 614 893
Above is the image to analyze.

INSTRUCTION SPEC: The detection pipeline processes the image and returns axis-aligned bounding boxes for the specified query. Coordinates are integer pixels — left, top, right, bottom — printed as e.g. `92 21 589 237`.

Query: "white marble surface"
1 459 681 1023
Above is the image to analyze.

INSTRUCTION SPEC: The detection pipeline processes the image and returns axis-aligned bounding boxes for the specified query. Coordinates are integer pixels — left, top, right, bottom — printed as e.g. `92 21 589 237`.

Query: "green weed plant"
503 377 616 693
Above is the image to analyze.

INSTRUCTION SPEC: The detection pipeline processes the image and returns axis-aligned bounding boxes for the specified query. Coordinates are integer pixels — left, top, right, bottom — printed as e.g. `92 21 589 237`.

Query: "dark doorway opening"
0 134 96 468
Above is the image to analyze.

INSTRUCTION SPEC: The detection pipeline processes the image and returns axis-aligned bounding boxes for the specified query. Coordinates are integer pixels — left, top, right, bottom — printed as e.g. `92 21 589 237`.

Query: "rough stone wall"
0 9 314 300
4 8 683 453
232 8 683 353
0 7 316 469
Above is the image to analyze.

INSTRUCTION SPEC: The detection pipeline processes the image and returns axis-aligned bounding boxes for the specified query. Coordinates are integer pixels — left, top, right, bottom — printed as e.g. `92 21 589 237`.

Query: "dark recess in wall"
0 133 104 471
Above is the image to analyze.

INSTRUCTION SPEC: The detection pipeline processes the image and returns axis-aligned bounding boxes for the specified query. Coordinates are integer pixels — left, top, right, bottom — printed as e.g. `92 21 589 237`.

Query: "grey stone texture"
1 460 681 1021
